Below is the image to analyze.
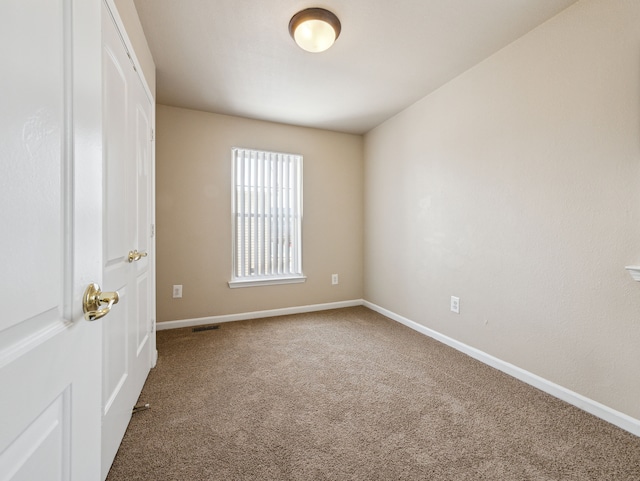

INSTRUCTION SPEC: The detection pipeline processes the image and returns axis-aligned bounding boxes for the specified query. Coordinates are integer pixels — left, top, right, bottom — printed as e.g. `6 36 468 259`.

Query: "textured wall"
364 0 640 419
156 105 364 321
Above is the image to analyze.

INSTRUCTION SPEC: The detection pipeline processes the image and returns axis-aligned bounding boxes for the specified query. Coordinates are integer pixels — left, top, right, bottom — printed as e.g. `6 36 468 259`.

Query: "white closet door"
100 3 154 478
0 0 104 480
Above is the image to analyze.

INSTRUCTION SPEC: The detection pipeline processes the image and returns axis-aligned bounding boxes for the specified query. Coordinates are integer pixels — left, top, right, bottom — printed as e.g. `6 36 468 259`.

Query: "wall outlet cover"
450 296 460 314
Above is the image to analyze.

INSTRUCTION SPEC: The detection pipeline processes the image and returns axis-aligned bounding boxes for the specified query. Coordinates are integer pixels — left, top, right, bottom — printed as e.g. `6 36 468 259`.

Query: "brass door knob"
127 249 148 263
83 283 119 321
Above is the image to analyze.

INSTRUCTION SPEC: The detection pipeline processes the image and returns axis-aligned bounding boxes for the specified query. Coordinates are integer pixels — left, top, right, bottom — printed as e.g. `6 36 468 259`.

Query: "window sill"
228 276 307 289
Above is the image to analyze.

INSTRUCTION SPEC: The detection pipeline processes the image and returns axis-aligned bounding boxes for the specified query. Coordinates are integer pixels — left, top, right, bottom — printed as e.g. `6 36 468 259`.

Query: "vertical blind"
232 148 303 281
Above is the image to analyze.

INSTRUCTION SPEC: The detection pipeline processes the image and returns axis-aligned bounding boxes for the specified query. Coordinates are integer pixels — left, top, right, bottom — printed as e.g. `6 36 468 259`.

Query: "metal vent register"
192 325 220 333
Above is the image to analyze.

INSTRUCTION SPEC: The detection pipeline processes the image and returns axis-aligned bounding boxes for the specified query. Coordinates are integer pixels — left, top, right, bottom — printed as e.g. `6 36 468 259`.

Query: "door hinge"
150 223 155 237
126 51 137 72
151 128 155 141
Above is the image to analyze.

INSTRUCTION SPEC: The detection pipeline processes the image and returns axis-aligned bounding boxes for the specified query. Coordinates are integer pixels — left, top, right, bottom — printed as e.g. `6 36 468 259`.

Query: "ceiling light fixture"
289 8 341 53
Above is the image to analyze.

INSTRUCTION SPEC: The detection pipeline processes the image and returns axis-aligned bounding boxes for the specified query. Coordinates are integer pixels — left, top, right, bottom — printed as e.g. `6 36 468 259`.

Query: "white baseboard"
363 300 640 437
156 299 364 331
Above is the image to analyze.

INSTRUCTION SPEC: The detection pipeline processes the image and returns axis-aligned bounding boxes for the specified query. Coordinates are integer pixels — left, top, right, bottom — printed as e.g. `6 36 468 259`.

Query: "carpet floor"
106 306 640 480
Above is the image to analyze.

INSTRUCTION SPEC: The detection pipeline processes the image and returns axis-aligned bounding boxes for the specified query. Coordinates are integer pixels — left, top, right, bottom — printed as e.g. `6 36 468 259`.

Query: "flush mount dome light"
289 8 341 53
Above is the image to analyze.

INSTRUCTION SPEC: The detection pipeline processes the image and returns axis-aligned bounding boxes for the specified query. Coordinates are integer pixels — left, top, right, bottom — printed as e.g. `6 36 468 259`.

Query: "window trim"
228 275 307 289
229 147 304 287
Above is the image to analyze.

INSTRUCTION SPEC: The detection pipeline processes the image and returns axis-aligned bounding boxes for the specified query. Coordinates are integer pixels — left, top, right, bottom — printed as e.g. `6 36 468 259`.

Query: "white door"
0 0 104 480
101 4 154 477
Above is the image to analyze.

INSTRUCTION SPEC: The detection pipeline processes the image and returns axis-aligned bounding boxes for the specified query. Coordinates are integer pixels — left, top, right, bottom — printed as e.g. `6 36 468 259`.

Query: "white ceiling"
133 0 578 135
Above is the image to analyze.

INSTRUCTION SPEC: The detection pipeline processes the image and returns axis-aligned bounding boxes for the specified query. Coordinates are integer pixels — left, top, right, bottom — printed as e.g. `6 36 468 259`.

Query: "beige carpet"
107 306 640 480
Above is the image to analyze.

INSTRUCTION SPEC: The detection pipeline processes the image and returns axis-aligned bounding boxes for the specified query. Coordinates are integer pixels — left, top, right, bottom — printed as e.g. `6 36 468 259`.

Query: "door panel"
103 43 130 267
133 73 153 362
0 387 69 481
136 275 150 354
2 0 63 330
102 289 129 413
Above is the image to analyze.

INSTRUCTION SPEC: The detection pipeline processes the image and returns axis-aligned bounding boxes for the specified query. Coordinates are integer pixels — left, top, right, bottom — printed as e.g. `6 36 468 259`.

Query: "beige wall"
113 0 155 96
364 0 640 419
156 105 364 321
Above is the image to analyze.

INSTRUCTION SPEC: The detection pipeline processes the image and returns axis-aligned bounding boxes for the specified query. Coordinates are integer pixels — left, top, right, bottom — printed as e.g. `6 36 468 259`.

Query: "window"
229 147 305 288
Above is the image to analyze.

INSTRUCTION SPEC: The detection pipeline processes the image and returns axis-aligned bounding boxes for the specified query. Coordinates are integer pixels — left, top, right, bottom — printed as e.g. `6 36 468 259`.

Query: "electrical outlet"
450 296 460 314
173 285 183 298
331 274 339 285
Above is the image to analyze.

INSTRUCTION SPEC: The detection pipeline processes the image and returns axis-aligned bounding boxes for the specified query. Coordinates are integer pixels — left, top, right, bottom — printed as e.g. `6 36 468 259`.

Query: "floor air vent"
192 325 220 332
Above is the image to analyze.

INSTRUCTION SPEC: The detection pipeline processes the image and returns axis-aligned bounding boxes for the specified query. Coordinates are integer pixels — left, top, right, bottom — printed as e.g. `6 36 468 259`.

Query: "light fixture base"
289 8 341 53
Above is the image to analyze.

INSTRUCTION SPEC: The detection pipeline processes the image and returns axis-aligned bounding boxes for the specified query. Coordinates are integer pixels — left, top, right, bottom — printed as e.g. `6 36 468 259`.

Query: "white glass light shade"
289 8 341 53
294 19 336 52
